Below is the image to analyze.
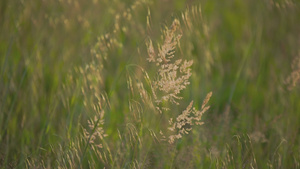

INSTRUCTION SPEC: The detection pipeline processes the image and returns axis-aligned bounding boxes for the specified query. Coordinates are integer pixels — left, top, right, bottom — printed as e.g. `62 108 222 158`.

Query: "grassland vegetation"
0 0 300 168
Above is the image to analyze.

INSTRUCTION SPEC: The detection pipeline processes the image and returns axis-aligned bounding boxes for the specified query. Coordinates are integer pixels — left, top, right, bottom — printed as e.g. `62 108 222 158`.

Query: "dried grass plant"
146 19 212 144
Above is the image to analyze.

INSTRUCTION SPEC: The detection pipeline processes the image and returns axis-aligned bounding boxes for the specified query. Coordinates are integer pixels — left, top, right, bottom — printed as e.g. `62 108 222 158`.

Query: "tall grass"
1 0 300 168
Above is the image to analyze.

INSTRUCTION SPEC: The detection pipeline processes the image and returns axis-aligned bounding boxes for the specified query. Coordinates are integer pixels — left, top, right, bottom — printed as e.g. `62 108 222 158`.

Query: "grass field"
1 0 300 168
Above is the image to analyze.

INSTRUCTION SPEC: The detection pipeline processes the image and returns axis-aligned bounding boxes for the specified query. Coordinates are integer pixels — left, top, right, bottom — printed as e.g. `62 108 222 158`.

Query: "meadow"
0 0 300 168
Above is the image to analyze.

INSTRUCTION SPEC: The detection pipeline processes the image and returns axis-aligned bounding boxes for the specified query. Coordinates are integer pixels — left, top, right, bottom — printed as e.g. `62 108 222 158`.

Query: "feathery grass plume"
146 19 193 106
80 76 111 165
285 52 300 90
83 110 107 149
168 92 212 144
79 53 113 166
146 19 212 144
81 107 113 167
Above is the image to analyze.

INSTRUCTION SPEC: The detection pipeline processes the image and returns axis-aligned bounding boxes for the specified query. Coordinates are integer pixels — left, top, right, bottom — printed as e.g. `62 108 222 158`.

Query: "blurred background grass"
1 0 300 168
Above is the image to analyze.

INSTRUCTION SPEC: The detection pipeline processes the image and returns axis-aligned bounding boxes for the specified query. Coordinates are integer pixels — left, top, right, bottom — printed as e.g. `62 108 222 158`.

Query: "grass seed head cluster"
146 19 212 144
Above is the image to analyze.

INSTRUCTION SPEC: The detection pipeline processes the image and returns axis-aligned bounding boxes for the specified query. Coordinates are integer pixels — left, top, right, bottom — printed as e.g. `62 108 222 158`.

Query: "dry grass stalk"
146 19 212 144
168 92 212 144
